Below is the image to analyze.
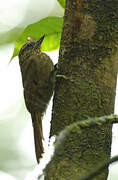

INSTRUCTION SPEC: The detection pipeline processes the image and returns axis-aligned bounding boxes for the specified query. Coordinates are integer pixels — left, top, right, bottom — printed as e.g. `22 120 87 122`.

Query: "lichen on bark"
45 0 118 179
45 118 112 179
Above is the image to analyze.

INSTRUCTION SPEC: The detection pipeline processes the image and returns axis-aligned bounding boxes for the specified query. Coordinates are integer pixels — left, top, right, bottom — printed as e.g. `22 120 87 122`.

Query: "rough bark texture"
45 0 118 179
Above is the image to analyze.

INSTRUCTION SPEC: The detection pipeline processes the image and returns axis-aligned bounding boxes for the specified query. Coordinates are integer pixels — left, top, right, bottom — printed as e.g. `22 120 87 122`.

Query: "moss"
51 69 115 136
45 121 112 179
59 0 118 68
82 0 118 61
47 0 118 179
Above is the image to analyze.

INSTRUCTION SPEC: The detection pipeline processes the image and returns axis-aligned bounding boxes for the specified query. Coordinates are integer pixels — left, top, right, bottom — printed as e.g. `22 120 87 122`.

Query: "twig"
80 155 118 180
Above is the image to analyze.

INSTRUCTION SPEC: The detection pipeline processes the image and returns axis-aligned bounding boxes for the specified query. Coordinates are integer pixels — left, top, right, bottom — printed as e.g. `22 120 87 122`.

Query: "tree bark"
45 0 118 179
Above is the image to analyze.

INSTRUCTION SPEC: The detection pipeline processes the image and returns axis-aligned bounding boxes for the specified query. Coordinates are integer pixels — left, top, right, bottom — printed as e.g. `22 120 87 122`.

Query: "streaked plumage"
18 36 55 163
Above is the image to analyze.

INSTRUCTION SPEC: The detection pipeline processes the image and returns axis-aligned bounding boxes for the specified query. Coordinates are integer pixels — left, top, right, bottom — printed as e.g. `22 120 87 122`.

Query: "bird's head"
19 35 45 61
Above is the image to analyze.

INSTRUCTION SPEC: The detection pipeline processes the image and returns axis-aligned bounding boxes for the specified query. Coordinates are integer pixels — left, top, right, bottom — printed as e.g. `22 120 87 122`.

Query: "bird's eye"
27 41 36 48
19 41 36 57
27 42 32 47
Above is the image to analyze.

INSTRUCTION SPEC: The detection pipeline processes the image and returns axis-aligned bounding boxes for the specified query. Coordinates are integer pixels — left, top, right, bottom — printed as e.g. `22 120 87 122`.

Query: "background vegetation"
0 0 118 179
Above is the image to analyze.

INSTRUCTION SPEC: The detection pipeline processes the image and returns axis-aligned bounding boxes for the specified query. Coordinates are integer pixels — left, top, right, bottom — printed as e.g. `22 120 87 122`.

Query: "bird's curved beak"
36 35 45 46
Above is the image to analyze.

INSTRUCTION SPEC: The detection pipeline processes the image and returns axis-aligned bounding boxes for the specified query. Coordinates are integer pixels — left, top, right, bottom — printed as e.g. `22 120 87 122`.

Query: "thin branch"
60 114 118 137
77 114 118 128
80 155 118 180
56 114 118 150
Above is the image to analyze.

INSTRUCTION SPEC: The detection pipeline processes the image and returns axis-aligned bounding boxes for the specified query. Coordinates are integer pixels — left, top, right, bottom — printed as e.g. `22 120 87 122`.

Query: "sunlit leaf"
11 16 63 60
58 0 65 8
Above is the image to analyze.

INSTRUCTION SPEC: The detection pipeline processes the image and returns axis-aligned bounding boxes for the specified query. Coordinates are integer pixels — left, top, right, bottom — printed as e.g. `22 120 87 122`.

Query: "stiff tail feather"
31 112 44 163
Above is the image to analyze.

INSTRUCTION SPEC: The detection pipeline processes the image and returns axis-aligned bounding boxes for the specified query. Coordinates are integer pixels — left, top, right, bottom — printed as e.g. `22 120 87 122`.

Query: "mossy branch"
44 114 118 179
45 0 118 179
80 155 118 180
56 114 118 144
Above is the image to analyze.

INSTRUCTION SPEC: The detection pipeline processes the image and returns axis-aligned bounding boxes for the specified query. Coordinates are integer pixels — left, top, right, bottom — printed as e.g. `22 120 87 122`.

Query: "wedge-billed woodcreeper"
18 35 56 163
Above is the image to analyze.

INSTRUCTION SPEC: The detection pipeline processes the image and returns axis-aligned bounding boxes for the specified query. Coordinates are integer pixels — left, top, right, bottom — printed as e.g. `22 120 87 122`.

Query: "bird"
18 35 56 163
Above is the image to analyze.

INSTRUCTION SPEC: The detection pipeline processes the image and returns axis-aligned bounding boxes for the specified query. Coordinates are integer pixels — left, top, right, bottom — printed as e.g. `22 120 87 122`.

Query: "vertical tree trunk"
45 0 118 179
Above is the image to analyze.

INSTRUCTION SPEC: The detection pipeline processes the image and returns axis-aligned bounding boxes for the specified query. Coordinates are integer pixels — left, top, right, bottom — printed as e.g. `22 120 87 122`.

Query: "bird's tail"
31 112 44 163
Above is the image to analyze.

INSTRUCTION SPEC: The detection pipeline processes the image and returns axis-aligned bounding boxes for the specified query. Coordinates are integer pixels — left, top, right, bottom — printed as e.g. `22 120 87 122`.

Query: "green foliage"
0 28 23 46
11 16 63 60
58 0 65 8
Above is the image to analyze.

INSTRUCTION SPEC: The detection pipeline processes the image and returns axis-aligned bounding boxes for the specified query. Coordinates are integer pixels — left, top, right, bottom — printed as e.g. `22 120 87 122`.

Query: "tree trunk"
44 0 118 179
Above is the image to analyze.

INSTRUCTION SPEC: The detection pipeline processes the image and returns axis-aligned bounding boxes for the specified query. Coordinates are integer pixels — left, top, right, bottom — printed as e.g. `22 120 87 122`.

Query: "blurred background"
0 0 118 180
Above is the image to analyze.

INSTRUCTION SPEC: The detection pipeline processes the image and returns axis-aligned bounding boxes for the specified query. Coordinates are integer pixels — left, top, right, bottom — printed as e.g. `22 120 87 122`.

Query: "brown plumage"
18 35 56 163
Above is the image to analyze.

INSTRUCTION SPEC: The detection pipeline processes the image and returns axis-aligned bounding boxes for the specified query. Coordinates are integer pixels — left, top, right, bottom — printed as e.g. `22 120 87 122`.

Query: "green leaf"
58 0 66 8
11 16 63 60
